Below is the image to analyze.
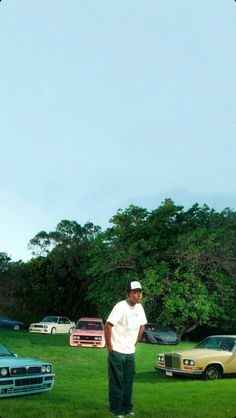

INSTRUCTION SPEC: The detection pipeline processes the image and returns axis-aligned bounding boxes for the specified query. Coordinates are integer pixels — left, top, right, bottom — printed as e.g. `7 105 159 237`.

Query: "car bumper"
29 329 49 333
156 366 202 377
0 374 55 397
70 340 105 348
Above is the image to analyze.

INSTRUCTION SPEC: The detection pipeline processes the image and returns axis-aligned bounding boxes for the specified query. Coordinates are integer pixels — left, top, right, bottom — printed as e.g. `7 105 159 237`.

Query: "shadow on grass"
135 370 196 384
136 369 236 385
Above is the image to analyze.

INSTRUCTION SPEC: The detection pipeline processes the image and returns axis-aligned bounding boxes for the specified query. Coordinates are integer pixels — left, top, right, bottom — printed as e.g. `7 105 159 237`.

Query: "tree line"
0 199 236 339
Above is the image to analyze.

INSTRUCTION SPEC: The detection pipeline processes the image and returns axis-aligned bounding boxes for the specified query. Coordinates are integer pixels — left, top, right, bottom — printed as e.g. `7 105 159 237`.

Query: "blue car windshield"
0 344 14 357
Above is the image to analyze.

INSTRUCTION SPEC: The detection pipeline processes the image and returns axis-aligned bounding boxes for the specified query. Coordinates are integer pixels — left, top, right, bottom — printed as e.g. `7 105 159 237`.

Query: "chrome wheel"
204 365 222 380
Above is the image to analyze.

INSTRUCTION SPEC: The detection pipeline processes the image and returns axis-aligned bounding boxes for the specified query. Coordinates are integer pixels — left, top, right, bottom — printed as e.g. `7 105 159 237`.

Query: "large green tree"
88 201 236 335
2 201 236 337
21 220 101 321
143 205 236 337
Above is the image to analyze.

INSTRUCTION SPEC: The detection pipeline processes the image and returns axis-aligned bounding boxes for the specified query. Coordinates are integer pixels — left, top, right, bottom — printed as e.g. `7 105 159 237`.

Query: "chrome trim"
156 366 202 375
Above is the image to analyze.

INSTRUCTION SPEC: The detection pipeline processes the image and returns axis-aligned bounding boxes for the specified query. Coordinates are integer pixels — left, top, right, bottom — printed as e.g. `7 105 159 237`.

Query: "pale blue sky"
0 1 236 261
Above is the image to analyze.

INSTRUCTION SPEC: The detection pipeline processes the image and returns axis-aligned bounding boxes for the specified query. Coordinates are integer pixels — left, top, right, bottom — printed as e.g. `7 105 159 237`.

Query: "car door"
222 339 236 373
58 317 70 333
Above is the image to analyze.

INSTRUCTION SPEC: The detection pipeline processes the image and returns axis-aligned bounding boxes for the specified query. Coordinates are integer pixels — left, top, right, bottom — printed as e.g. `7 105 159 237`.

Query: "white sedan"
29 316 75 334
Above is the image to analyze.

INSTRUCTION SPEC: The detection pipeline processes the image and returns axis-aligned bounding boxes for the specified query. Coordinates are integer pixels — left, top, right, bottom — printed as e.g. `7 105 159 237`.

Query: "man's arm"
135 325 144 345
104 322 113 352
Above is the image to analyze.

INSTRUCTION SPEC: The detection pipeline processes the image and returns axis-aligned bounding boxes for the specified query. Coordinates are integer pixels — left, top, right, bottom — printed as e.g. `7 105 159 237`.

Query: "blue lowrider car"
0 344 55 397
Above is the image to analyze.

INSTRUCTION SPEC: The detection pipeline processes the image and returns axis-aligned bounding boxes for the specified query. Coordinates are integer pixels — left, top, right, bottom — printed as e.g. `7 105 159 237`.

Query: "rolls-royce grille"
165 354 181 369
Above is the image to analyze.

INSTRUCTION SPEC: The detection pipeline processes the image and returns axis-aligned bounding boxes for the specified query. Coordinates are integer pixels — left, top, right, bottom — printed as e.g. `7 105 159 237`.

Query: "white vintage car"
29 316 75 334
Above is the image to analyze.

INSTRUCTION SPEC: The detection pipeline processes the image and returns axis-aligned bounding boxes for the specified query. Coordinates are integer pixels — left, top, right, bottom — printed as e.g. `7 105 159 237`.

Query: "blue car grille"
6 384 52 394
10 366 41 376
28 366 42 374
0 380 14 386
15 377 43 386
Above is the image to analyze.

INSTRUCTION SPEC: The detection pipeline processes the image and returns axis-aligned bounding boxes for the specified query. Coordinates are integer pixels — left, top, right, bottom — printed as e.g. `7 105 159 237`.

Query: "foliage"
87 200 236 334
0 252 25 318
1 200 236 336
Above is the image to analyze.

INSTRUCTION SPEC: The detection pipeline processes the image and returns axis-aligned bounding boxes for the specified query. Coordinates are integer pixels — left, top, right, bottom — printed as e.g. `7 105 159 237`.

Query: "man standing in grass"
104 281 147 418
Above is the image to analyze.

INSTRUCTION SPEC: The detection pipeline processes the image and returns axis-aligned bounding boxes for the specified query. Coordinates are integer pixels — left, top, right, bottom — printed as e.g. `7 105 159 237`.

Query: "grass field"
0 330 236 418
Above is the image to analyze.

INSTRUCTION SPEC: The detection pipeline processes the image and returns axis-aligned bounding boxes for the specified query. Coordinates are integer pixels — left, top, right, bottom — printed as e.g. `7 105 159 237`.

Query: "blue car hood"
0 357 46 367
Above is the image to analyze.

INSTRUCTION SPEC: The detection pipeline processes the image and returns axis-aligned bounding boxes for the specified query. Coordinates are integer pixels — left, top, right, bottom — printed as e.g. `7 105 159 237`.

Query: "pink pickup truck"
70 317 105 348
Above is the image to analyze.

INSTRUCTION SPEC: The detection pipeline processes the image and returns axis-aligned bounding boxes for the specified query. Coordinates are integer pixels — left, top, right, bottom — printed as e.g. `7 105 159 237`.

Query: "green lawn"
0 330 236 417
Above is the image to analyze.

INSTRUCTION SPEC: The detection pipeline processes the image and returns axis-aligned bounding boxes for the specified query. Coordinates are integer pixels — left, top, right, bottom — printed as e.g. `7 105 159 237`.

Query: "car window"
60 318 70 324
196 337 221 349
219 338 236 351
42 316 59 323
58 318 70 324
0 344 14 357
196 337 236 350
76 321 103 330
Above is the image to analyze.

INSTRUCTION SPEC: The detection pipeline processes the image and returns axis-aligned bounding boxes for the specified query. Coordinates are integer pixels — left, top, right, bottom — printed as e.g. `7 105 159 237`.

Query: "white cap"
128 281 142 291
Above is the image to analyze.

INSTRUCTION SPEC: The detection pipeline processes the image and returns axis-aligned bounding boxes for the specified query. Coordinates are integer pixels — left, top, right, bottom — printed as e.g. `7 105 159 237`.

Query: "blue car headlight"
41 365 51 373
0 368 9 377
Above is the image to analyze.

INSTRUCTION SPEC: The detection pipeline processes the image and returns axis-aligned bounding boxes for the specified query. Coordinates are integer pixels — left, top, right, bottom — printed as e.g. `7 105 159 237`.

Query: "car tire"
13 324 20 331
51 327 56 335
203 365 222 380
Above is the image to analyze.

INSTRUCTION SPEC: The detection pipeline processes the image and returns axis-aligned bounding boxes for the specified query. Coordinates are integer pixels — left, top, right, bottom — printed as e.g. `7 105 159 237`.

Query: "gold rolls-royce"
156 335 236 380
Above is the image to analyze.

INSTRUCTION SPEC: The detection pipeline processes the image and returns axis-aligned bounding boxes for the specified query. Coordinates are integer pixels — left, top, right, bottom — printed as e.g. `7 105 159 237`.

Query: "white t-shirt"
107 300 147 354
